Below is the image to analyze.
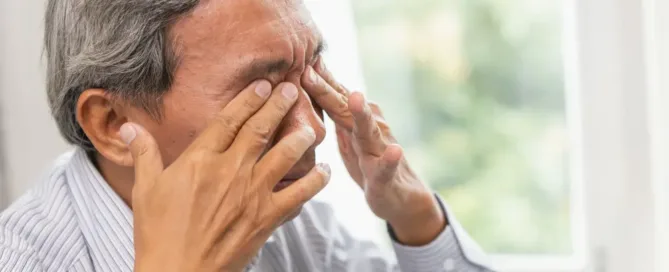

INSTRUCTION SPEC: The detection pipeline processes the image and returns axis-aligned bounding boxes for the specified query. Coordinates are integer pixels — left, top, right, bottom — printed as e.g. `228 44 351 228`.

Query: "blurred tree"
351 0 570 254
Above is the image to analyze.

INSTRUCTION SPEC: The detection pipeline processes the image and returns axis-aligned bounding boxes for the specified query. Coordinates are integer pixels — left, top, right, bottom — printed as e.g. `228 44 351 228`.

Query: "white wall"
645 0 669 270
0 1 69 207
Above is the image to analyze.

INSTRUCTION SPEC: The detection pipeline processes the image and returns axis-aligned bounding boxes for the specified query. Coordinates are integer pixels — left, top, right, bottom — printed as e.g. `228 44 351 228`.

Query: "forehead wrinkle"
234 26 322 60
229 8 313 39
225 34 325 91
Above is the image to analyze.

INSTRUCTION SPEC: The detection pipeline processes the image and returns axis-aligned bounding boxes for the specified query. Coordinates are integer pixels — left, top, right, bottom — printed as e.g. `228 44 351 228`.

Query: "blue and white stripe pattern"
0 148 494 271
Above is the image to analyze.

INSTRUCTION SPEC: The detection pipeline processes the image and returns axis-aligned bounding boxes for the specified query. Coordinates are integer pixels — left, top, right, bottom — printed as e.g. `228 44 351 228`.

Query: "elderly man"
0 1 493 271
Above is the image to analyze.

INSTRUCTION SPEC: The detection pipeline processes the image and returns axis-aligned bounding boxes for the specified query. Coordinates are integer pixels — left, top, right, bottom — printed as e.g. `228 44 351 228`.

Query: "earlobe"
77 89 133 166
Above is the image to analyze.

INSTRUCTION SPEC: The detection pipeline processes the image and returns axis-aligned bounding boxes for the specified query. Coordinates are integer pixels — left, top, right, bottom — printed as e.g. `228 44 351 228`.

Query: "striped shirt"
0 148 493 272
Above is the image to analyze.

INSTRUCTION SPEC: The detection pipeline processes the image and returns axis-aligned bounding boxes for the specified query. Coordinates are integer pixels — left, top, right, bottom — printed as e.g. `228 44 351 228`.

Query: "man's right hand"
121 81 331 272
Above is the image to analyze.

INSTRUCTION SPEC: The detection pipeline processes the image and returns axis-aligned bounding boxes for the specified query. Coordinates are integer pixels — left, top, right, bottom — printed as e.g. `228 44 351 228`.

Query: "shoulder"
0 151 89 272
281 199 346 244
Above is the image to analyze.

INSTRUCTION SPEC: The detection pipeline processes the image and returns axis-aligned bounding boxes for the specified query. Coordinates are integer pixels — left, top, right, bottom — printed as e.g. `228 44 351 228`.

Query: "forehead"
170 0 320 88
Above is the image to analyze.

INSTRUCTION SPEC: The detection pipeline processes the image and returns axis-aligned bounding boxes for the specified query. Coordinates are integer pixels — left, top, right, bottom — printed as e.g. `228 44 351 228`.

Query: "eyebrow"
233 40 327 86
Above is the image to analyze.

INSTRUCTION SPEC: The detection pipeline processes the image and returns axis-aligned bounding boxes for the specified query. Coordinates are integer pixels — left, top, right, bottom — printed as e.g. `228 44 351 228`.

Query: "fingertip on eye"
281 83 299 100
254 80 272 98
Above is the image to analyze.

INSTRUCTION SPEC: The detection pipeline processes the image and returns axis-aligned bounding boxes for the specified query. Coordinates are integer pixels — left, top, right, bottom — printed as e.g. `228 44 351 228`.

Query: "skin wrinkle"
40 2 453 265
93 1 326 191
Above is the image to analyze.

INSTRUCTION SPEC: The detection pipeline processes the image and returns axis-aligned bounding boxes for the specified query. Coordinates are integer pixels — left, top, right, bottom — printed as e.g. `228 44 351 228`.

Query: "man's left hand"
301 60 447 246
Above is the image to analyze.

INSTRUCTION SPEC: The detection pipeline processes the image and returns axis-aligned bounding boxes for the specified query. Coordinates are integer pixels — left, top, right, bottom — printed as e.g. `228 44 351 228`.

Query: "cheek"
152 92 223 165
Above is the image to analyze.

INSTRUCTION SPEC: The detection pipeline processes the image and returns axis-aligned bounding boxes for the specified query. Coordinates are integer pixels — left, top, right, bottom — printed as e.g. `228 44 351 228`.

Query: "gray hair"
45 0 200 150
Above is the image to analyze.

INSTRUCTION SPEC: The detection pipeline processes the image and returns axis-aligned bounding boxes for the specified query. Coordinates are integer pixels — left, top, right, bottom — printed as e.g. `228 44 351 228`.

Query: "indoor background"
2 0 669 271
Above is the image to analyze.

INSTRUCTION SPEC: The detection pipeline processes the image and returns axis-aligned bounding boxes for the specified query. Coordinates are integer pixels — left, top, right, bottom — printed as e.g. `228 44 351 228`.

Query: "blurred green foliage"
351 0 571 254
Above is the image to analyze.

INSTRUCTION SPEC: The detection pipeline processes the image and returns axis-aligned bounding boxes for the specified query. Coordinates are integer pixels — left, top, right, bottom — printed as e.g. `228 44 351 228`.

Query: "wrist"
134 254 206 272
388 194 447 246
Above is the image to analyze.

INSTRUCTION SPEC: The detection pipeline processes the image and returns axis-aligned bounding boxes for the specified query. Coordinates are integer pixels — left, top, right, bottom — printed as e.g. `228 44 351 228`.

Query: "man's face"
130 0 326 182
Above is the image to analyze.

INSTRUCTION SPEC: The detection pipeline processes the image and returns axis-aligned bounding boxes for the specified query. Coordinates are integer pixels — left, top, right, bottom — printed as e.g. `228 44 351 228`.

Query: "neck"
93 152 135 207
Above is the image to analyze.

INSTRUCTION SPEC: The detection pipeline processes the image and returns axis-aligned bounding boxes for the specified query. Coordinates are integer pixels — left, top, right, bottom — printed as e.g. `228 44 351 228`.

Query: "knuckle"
214 113 239 131
187 149 212 165
335 83 350 95
136 142 151 157
310 72 322 86
247 121 273 139
372 128 384 141
279 144 302 161
272 97 293 113
369 103 384 115
242 97 259 112
377 122 391 135
336 101 352 117
241 203 273 230
313 85 329 97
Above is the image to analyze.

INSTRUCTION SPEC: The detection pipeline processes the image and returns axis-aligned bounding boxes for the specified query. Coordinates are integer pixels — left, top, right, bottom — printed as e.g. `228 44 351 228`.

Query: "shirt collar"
66 148 135 272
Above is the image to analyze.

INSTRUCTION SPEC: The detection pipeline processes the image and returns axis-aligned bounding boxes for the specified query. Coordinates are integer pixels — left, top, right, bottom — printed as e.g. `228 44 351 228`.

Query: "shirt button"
444 258 455 271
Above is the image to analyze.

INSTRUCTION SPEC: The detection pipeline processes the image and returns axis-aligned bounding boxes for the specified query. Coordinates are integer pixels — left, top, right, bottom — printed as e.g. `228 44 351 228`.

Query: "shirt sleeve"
389 195 495 272
312 196 494 272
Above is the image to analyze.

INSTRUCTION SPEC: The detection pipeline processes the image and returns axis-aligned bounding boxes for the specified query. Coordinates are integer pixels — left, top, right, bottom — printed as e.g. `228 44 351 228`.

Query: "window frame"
645 0 669 271
572 0 666 271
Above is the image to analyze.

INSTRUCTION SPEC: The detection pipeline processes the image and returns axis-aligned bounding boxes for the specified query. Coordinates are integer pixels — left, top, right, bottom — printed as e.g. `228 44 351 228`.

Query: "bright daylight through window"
350 0 569 255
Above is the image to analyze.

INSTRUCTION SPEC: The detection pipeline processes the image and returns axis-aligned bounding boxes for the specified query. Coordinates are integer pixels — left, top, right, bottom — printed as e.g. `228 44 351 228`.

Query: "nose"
272 77 326 151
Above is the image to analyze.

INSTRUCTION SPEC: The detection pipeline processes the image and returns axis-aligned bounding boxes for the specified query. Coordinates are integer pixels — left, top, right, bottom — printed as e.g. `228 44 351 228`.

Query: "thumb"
120 122 163 188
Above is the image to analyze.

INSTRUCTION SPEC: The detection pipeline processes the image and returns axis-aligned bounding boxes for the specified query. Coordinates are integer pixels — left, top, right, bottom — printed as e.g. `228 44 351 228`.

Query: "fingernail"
120 123 137 145
317 163 331 177
255 80 271 98
308 67 317 83
282 83 298 99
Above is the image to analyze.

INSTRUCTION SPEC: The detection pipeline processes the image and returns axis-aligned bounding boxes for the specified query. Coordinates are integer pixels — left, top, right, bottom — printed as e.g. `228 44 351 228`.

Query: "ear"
77 89 134 167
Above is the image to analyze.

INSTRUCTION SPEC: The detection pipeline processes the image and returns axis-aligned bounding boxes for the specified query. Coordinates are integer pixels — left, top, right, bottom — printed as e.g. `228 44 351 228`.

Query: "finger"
254 127 317 191
349 92 386 156
375 144 403 184
368 102 386 119
301 66 353 130
313 58 351 97
191 80 273 152
272 163 331 215
335 126 351 154
228 82 299 158
121 123 164 189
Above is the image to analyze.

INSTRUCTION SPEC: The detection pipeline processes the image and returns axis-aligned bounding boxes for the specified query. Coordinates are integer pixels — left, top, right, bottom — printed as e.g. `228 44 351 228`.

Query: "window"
308 0 581 269
309 0 665 271
351 0 570 255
